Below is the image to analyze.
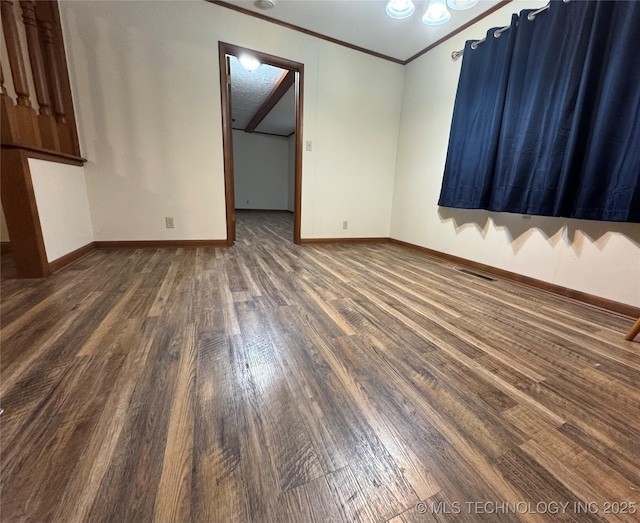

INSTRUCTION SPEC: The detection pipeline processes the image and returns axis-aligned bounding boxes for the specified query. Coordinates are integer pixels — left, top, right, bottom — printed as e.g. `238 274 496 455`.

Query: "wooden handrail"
1 142 86 166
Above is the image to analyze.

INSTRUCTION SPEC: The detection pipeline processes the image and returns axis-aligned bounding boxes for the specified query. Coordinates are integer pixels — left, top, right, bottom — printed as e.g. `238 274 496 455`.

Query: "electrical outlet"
165 217 174 228
306 140 312 151
342 220 348 230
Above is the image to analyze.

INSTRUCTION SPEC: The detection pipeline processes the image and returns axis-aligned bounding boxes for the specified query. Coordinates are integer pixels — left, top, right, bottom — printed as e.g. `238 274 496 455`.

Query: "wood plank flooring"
1 211 639 523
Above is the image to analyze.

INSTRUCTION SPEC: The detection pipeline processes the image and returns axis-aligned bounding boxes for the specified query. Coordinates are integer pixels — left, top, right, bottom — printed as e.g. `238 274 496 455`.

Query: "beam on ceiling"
244 69 294 133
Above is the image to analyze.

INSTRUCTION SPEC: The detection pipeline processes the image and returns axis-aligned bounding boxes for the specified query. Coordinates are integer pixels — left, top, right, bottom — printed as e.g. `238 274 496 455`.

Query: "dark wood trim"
49 241 95 273
1 1 82 156
1 241 12 253
219 43 236 247
219 41 304 246
403 0 513 65
232 128 291 139
293 68 302 245
95 240 228 249
220 42 305 72
0 148 50 277
47 239 232 273
245 71 294 133
47 1 82 157
209 0 513 66
1 0 42 146
1 143 86 166
235 208 292 213
0 143 85 278
301 237 390 245
389 238 640 318
208 1 404 65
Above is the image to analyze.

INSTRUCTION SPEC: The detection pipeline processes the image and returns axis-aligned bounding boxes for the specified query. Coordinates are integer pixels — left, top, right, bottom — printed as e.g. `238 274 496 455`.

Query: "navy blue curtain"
439 0 640 223
438 14 519 209
564 1 640 221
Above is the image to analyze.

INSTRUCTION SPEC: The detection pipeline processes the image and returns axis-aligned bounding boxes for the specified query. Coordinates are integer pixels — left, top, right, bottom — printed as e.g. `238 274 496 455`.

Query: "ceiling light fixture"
385 0 415 20
422 0 451 26
239 55 261 72
386 0 472 25
254 0 275 9
447 0 478 10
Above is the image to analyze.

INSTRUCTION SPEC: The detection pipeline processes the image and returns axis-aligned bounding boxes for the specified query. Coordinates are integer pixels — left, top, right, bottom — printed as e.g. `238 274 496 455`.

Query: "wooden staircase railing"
1 0 85 278
1 0 80 156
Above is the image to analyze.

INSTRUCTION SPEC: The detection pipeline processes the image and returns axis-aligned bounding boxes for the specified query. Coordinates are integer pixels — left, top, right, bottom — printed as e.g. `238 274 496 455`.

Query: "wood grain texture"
1 211 638 523
389 238 640 318
1 142 85 165
94 239 227 249
49 241 95 273
0 147 50 277
43 0 82 157
300 237 390 244
625 317 640 341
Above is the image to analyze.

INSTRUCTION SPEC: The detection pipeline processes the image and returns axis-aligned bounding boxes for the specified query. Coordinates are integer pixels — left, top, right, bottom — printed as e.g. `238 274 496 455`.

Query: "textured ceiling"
255 86 295 136
230 56 287 130
222 0 506 62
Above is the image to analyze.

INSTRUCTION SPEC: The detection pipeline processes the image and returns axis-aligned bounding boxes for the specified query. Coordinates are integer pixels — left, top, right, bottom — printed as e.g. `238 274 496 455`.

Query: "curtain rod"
451 1 560 62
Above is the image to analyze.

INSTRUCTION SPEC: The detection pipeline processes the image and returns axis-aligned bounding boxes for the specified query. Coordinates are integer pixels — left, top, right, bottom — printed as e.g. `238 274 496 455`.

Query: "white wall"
29 159 94 263
288 133 296 212
59 1 403 241
390 0 640 307
233 130 289 210
57 1 637 305
312 43 401 238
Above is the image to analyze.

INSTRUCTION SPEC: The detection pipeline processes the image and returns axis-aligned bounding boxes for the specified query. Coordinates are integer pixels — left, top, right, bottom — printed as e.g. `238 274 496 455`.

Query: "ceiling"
230 56 296 136
218 0 507 63
226 0 508 137
255 86 295 135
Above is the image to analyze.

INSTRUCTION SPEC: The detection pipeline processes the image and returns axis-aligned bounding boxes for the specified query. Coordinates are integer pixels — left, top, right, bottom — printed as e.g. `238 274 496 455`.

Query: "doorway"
218 42 304 246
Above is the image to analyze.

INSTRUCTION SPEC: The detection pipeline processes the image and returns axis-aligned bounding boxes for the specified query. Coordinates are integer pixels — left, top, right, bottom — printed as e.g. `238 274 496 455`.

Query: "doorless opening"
218 42 304 246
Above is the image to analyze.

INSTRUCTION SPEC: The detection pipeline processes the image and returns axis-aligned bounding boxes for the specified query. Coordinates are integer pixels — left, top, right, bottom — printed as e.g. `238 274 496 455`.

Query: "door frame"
218 41 304 245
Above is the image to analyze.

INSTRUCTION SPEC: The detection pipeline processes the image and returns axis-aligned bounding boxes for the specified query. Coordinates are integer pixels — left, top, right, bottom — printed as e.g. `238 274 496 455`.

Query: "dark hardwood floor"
1 211 639 523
